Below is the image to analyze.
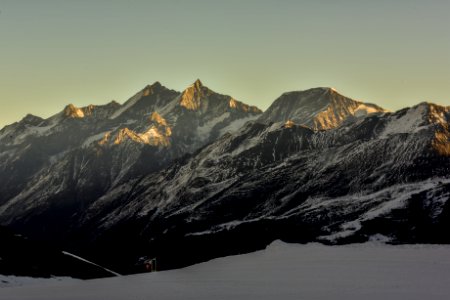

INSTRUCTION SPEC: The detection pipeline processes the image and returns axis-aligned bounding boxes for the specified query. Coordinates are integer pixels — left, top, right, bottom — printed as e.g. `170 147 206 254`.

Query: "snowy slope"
2 241 450 300
0 275 79 288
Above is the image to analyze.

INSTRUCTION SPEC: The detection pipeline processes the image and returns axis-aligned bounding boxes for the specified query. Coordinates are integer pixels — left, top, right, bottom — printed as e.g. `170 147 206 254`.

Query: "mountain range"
0 80 449 276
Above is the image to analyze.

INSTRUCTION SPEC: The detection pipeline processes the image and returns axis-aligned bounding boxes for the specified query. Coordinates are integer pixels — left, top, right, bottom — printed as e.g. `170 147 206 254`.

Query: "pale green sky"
0 0 449 127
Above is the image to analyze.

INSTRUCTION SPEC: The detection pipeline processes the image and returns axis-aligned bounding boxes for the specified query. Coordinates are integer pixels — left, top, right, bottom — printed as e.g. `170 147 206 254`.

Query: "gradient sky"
1 0 449 127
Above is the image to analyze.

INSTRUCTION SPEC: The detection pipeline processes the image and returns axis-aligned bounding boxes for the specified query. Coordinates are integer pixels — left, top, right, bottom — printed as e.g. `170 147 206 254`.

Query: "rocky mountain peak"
63 104 85 118
110 82 179 120
21 114 44 125
394 102 449 127
142 81 164 96
193 79 203 88
178 80 262 116
258 87 386 130
179 79 209 110
108 100 120 106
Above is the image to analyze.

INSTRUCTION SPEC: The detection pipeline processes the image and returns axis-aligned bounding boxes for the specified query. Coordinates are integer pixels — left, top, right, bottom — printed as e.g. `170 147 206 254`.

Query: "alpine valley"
0 80 449 277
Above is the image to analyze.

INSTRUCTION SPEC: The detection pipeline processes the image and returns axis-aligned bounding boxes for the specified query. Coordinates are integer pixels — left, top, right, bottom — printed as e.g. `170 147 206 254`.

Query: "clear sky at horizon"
0 0 449 127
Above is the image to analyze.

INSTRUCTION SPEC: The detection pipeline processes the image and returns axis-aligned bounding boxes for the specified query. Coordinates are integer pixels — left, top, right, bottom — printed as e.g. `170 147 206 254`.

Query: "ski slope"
2 241 450 300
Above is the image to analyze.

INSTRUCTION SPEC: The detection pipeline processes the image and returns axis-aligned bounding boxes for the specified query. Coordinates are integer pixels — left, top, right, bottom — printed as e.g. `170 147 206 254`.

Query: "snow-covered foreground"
2 241 450 300
0 275 79 289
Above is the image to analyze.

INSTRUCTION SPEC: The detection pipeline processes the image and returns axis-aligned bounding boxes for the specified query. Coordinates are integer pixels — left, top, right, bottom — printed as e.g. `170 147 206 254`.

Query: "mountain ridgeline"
0 81 449 276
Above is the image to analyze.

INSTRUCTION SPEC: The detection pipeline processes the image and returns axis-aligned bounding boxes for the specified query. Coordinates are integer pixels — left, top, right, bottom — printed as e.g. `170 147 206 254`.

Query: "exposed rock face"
179 79 206 111
63 104 85 118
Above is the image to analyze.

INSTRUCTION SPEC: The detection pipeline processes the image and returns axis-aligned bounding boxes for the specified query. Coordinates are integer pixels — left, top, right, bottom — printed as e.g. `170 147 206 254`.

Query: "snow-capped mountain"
258 87 387 129
0 80 261 238
0 83 449 275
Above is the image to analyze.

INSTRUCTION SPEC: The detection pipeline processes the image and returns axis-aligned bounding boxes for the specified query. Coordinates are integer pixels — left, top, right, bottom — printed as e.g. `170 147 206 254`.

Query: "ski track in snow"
61 252 121 277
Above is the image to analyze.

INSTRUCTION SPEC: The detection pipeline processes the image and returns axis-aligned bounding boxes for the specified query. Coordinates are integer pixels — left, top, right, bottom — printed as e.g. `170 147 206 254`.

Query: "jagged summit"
142 81 165 96
185 79 205 91
179 79 210 110
193 79 203 88
178 79 262 115
60 101 122 120
258 87 386 130
149 81 162 88
21 114 44 124
105 100 121 109
63 104 85 118
110 82 179 119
